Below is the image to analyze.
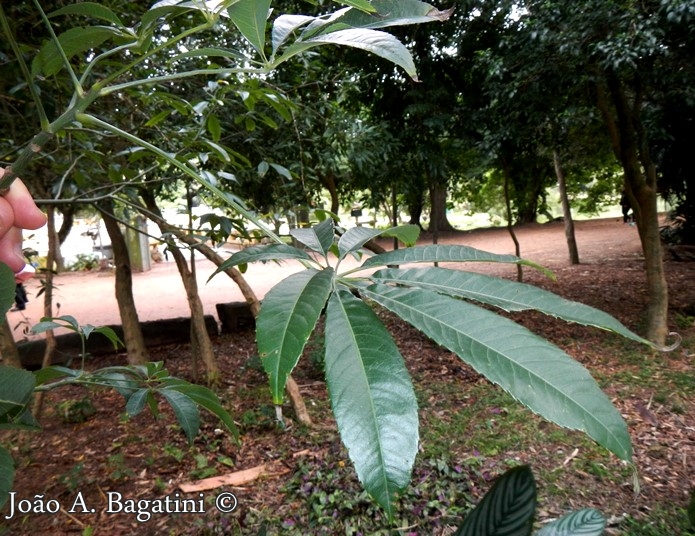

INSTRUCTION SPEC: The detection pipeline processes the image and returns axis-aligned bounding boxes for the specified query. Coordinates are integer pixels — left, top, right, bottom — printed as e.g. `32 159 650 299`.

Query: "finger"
0 196 14 238
4 179 47 230
14 264 35 284
0 226 27 273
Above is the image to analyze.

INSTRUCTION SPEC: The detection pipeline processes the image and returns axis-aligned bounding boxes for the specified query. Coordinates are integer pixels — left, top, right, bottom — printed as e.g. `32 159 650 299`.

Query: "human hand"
0 169 47 279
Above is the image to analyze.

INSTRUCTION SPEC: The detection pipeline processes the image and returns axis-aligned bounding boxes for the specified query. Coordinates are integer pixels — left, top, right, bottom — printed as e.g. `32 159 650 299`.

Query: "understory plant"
0 266 237 510
454 465 606 536
213 217 654 518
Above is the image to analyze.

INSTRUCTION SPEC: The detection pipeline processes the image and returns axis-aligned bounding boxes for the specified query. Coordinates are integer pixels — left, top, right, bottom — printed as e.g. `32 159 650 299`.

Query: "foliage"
212 219 651 518
278 454 472 534
455 465 606 536
0 265 237 511
66 253 100 272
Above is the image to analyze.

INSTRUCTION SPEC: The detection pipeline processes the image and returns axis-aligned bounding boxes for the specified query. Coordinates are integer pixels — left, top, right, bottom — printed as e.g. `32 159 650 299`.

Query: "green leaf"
33 366 80 386
164 382 239 441
454 465 536 536
535 508 606 536
49 3 125 27
202 139 232 163
125 388 149 417
280 28 420 81
257 269 334 404
227 0 272 59
0 445 15 510
318 0 453 35
324 289 419 519
361 284 633 461
159 389 200 444
94 372 139 398
382 224 420 246
92 326 124 350
0 264 15 316
144 109 171 127
269 163 293 181
208 244 314 281
335 0 377 12
33 315 80 333
207 114 222 142
32 26 128 77
338 227 384 259
338 224 420 260
371 268 650 345
0 366 36 420
361 245 551 275
290 218 335 256
31 320 65 334
271 14 315 53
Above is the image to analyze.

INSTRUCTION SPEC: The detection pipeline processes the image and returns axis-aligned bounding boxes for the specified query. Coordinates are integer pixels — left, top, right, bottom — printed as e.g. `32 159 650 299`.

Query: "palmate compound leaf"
454 465 536 536
371 268 651 345
360 283 633 462
535 508 606 536
256 269 334 404
324 289 419 519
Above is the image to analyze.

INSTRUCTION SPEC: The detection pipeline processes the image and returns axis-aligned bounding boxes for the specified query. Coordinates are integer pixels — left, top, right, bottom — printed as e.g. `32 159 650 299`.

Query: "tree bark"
428 182 455 232
34 206 58 417
52 205 76 272
140 191 219 384
553 151 580 264
502 162 523 282
319 172 340 215
96 200 149 364
595 74 668 345
0 317 21 367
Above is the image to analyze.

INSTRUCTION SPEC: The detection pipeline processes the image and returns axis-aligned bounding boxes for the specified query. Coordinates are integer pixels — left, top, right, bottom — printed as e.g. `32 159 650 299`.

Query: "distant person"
13 283 28 311
620 189 633 224
0 168 47 281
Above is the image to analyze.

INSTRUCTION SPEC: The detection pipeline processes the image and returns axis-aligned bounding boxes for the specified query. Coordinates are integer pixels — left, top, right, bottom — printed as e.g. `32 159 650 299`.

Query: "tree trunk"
96 200 149 364
553 151 580 265
501 163 523 282
428 182 455 232
34 206 58 417
0 317 21 367
140 191 219 384
595 74 668 345
52 205 75 272
319 172 340 215
408 196 424 228
137 201 313 425
169 244 220 384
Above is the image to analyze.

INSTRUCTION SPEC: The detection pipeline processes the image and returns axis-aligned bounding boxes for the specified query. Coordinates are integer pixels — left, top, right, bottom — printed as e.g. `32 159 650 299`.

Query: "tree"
443 0 691 345
212 218 652 517
96 198 150 364
509 0 685 345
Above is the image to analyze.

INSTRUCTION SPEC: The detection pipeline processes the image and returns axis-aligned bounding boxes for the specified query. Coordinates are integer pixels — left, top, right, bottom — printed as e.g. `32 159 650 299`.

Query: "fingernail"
14 264 35 283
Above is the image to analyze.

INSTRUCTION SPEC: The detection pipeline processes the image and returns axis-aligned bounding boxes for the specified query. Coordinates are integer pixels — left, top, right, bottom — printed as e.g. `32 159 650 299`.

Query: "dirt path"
9 217 642 338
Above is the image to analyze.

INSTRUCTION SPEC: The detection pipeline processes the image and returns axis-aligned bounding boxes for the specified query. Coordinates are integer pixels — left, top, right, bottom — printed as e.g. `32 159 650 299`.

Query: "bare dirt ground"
2 217 695 536
10 217 643 332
